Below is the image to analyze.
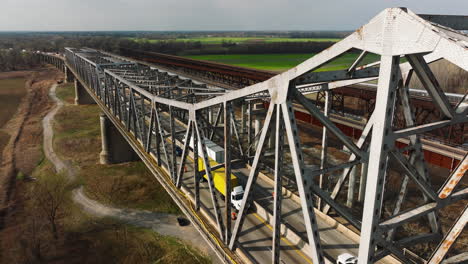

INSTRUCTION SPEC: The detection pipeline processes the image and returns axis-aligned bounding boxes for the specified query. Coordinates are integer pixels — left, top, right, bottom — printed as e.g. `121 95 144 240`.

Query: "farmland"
185 53 380 72
128 36 341 45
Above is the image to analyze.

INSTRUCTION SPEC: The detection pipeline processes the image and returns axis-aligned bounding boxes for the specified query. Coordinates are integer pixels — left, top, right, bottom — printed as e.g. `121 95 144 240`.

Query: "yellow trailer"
198 158 238 197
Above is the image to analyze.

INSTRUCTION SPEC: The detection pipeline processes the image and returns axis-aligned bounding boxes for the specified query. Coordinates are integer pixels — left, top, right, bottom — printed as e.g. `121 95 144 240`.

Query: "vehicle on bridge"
197 157 245 211
187 136 245 210
336 253 357 264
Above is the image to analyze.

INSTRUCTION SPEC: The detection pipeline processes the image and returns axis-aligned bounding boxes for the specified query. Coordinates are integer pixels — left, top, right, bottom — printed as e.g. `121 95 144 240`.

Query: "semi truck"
197 157 245 211
187 136 245 211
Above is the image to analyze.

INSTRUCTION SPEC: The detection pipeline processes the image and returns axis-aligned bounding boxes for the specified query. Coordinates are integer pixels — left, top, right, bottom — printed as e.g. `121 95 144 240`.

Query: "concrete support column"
65 66 74 84
63 65 67 81
99 112 139 164
99 112 111 164
74 79 96 105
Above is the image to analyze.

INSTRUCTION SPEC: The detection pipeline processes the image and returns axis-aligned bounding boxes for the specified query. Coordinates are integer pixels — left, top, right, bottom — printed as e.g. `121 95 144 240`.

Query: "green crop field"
185 53 380 72
128 37 340 44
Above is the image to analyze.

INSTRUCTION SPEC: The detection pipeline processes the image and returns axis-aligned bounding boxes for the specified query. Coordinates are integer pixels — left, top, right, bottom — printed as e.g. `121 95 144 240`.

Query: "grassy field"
129 36 340 44
186 53 380 71
55 81 75 104
54 83 181 213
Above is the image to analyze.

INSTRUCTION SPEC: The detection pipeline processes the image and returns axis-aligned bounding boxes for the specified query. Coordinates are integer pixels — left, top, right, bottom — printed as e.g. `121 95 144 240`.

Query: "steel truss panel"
39 8 468 264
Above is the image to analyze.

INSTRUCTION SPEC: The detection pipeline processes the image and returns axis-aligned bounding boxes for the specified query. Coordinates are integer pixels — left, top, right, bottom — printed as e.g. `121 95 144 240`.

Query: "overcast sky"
0 0 467 31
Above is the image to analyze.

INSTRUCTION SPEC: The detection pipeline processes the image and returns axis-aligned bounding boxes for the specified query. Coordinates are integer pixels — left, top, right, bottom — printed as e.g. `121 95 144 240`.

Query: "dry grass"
53 104 102 165
56 83 76 105
13 68 63 176
0 131 9 165
82 163 181 213
0 78 27 128
0 71 32 80
53 84 180 213
1 159 207 264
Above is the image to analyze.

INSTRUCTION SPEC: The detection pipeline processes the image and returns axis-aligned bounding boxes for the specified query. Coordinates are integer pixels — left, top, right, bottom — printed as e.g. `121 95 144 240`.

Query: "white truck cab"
337 253 357 264
231 186 244 210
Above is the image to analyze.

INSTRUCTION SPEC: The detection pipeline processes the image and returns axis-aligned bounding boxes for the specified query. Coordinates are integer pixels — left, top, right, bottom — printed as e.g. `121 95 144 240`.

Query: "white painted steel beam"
358 55 400 263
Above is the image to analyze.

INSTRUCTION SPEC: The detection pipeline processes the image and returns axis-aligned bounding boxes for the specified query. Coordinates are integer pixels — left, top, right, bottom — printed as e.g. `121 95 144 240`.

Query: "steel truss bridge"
38 8 467 264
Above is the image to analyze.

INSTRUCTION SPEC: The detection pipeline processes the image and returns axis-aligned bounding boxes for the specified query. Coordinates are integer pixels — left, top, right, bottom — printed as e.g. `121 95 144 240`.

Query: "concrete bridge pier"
99 112 139 165
74 79 96 105
64 66 75 84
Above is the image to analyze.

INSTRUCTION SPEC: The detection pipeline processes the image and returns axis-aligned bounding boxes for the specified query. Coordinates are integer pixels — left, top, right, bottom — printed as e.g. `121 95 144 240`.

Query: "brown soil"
0 71 33 80
0 66 63 232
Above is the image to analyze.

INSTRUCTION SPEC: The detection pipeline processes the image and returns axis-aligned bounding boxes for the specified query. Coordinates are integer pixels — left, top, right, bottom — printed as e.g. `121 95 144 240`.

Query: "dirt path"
43 84 219 262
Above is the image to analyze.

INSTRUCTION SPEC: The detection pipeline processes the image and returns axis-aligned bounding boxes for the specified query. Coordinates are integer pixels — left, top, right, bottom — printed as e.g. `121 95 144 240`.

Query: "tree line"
0 49 42 71
0 33 337 58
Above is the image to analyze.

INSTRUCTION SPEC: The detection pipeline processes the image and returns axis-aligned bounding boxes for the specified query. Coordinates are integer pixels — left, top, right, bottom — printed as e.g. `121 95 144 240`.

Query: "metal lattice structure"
39 8 468 264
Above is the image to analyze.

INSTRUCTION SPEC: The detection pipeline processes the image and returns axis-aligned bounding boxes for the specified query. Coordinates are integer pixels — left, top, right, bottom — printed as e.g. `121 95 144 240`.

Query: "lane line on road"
252 212 313 264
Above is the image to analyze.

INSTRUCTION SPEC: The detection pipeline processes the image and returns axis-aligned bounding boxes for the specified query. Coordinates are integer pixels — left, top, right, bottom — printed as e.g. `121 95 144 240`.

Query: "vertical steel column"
318 89 330 209
281 97 324 264
139 93 147 146
154 104 162 165
272 105 284 264
247 101 253 163
268 117 276 149
241 101 246 137
169 106 177 182
176 120 192 188
194 119 225 240
282 98 324 264
154 103 170 169
224 101 232 242
193 123 200 211
358 55 400 263
229 103 275 250
358 162 368 202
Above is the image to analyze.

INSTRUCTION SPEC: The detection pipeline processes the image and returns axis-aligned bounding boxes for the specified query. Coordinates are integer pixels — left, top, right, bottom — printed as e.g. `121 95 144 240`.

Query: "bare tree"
33 173 70 240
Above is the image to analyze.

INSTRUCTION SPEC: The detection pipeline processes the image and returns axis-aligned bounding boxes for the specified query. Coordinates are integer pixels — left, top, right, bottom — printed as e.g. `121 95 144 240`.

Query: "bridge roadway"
157 112 396 264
